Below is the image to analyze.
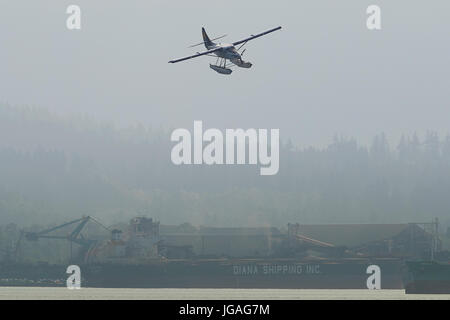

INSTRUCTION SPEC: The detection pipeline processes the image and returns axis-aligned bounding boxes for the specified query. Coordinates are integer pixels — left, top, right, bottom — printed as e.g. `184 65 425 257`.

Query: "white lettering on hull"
233 264 321 276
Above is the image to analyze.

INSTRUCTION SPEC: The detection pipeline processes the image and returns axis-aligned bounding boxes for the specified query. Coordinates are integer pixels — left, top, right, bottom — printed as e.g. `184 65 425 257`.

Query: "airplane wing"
232 26 282 46
168 47 222 63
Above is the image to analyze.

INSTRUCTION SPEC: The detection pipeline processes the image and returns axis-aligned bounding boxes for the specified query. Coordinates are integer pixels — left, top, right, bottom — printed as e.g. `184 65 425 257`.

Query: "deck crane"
24 216 110 261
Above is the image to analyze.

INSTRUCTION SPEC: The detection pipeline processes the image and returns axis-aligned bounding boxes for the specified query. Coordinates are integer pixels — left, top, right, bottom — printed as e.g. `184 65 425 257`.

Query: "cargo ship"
0 216 441 290
403 221 450 294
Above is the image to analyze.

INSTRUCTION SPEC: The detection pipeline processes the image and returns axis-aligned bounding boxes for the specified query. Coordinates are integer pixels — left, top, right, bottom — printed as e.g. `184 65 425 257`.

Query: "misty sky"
0 0 448 147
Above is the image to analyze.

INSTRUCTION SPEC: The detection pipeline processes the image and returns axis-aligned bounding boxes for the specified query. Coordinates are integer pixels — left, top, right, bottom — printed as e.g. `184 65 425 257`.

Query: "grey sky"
0 0 448 147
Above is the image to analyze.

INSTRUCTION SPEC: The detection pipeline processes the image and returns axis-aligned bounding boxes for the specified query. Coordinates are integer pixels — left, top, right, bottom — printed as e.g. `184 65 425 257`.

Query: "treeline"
0 104 449 231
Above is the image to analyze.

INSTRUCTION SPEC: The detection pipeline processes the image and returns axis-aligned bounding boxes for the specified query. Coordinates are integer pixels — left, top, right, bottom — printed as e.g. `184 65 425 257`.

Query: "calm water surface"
0 287 449 300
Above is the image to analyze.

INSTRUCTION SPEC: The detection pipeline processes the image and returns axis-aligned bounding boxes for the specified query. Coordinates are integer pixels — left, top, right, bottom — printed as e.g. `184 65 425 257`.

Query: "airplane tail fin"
202 27 213 48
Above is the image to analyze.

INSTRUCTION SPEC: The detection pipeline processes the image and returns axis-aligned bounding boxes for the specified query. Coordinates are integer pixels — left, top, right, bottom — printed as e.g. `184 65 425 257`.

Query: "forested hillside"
1 104 449 230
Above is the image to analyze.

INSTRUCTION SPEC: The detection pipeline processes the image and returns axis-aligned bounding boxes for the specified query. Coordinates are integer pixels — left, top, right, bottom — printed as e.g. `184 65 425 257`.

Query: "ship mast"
431 217 439 261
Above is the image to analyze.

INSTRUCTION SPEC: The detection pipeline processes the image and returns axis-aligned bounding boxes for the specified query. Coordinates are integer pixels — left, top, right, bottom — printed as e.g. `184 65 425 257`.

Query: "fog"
0 0 449 146
0 1 449 230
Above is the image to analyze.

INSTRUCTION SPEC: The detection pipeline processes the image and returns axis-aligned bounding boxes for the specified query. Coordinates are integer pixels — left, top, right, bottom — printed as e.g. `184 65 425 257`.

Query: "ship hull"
0 258 405 289
404 261 450 294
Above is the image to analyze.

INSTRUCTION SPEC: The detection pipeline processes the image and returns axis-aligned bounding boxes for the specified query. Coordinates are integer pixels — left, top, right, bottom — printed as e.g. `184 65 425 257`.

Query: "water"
0 287 449 300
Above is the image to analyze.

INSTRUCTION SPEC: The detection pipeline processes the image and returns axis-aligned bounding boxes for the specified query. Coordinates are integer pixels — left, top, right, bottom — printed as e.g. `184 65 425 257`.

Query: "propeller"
238 49 247 64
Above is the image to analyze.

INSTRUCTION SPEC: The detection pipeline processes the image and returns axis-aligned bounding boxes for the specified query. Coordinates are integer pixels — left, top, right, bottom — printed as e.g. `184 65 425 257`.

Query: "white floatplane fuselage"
206 43 252 70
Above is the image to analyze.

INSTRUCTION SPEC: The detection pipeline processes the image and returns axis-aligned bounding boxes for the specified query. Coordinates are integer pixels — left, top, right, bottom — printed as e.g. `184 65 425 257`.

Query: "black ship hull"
404 261 450 294
0 258 405 289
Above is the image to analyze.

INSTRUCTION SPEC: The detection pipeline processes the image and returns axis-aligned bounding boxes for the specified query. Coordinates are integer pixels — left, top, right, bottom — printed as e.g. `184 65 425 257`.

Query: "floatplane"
169 26 282 75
